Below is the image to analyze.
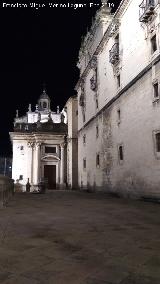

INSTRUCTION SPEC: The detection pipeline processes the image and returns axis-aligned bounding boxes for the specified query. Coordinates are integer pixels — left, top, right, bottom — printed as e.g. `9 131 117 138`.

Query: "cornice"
9 131 66 141
9 132 33 141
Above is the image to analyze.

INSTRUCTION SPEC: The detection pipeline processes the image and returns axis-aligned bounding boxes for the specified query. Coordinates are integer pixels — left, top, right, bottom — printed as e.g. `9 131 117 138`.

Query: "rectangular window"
151 34 157 53
117 109 121 125
96 153 100 167
155 133 160 152
83 134 86 145
153 82 159 98
45 146 56 153
83 112 85 123
96 126 99 138
119 145 124 161
117 74 120 88
96 98 99 109
117 109 121 121
83 158 86 169
95 67 97 79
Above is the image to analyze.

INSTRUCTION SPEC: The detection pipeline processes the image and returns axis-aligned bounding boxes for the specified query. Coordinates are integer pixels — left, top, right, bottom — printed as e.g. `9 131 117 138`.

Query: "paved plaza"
0 191 160 284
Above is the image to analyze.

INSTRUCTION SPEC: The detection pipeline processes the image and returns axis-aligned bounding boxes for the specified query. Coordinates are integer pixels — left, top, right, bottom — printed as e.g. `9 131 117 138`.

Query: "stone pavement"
0 191 160 284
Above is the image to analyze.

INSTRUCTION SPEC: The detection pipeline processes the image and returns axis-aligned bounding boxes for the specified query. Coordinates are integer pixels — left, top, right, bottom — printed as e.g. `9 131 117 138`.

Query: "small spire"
42 82 47 93
35 104 39 111
28 104 31 112
16 110 19 118
57 106 60 114
38 112 41 122
61 112 65 123
48 111 52 121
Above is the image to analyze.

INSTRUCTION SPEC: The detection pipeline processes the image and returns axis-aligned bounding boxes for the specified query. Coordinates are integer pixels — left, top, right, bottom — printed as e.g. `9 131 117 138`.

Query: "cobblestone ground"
0 191 160 283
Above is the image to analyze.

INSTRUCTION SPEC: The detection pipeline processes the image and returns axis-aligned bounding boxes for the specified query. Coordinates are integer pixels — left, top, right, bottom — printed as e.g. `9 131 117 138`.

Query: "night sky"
0 0 120 156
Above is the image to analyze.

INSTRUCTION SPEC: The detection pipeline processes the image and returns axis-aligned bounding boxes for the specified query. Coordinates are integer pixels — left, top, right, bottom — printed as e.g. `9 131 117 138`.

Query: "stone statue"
28 104 31 112
61 113 65 123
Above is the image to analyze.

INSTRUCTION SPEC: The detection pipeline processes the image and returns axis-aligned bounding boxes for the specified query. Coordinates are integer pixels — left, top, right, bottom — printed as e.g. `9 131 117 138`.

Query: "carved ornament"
90 75 97 91
27 141 35 148
90 56 97 70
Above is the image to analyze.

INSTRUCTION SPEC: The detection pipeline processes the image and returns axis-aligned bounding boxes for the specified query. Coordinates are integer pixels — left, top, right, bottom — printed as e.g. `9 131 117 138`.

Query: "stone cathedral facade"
76 0 160 198
10 88 78 191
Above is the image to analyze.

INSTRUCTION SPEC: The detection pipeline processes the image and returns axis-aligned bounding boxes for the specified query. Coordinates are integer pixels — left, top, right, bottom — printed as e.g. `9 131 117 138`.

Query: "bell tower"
38 84 51 111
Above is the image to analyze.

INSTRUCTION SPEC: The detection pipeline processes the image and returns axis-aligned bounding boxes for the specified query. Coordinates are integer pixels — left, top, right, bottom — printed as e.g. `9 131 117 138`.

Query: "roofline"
75 0 130 91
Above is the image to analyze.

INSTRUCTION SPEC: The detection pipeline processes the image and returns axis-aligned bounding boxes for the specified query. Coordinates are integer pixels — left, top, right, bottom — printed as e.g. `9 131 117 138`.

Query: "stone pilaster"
34 142 41 185
60 143 65 188
27 141 35 185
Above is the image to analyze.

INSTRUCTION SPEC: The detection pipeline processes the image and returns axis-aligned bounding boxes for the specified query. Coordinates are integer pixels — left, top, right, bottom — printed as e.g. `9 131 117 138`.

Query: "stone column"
27 141 34 185
60 143 65 187
34 142 41 185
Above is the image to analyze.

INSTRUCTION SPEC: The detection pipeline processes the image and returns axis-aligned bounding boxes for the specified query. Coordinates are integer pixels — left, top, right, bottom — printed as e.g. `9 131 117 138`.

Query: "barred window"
117 74 120 88
117 109 121 121
151 34 157 53
83 134 86 145
119 145 124 161
96 153 100 167
96 98 99 109
96 125 99 138
83 112 85 123
153 82 159 98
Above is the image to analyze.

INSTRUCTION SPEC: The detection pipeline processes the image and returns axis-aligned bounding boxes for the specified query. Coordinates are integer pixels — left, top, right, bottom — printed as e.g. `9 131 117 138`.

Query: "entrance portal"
44 165 56 189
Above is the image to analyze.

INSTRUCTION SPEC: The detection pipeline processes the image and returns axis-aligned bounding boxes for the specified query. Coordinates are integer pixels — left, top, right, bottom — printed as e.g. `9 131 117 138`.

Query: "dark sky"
0 0 120 156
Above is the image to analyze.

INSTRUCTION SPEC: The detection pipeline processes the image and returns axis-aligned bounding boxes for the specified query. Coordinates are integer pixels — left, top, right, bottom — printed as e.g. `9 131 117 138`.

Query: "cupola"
38 86 51 111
